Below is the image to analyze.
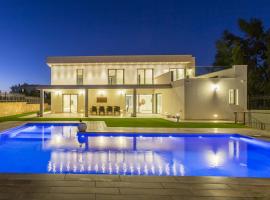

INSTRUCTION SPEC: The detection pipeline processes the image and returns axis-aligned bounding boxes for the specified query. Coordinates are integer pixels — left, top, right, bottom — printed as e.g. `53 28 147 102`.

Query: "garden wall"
0 102 49 117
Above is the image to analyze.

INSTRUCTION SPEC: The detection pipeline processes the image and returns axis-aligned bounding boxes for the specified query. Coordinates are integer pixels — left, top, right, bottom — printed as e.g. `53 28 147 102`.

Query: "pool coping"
1 121 270 199
2 120 269 140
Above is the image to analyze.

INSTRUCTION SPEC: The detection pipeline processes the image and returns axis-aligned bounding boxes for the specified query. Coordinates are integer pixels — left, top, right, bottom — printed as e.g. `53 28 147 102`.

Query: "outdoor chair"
114 106 121 115
91 106 97 115
106 106 113 115
99 106 105 115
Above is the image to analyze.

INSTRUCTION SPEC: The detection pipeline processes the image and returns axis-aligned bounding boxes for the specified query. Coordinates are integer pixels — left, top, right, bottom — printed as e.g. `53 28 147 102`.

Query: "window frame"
76 69 84 85
228 89 239 105
107 69 125 85
137 68 154 85
169 68 186 81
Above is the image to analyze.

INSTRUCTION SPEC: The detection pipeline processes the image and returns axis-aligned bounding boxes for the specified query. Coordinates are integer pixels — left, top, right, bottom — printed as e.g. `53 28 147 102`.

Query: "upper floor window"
76 69 84 85
137 69 153 84
108 69 124 85
229 89 239 105
170 68 185 81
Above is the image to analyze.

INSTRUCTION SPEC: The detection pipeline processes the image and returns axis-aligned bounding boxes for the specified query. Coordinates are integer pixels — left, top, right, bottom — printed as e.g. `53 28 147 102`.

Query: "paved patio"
0 174 270 200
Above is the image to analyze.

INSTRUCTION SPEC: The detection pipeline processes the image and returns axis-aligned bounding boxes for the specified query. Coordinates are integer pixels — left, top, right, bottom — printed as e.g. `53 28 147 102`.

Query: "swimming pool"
0 123 270 177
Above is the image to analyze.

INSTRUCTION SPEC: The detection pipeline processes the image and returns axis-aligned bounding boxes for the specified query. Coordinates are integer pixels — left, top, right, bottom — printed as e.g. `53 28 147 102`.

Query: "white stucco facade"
42 55 247 120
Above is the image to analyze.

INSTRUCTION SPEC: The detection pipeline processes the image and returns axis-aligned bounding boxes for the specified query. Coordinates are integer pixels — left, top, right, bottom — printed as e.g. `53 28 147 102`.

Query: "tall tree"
10 83 51 104
214 18 270 95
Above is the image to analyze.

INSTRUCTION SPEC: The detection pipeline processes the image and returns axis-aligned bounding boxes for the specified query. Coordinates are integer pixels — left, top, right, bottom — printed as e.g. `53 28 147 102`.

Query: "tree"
10 83 51 104
214 18 270 95
10 83 40 97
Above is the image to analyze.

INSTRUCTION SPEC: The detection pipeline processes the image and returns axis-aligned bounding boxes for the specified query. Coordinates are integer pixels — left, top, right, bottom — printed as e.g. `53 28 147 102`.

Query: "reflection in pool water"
0 123 270 177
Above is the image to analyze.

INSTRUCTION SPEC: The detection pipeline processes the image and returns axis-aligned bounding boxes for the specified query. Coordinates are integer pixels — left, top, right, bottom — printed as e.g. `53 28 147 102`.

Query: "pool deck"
1 121 270 199
1 174 270 200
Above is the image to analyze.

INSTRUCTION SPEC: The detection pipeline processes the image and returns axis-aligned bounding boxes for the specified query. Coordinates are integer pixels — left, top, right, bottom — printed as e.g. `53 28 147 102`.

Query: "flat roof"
35 84 172 90
47 55 195 66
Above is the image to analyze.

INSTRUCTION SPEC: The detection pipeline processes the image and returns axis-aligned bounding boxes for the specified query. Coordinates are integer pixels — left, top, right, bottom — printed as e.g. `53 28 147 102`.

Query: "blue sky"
0 0 270 91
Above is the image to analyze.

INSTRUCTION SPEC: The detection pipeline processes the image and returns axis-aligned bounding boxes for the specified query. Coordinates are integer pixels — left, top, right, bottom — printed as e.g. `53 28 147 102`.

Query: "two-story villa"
37 55 247 120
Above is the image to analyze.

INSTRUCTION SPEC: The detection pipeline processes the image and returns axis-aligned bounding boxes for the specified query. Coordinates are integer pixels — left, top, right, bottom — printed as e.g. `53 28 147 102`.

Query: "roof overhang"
35 84 172 90
46 55 195 67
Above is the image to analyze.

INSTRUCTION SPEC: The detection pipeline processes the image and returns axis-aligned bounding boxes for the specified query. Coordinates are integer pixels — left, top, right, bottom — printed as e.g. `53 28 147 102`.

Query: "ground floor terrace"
38 84 173 118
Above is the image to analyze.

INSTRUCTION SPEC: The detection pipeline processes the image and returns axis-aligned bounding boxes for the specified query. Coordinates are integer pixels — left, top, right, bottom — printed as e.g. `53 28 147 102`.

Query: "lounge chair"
114 106 120 115
106 106 113 115
91 106 97 115
99 106 105 115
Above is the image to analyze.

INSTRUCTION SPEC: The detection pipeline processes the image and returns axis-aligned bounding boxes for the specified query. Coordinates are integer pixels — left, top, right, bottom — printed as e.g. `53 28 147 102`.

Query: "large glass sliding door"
63 95 78 113
125 95 133 113
137 95 153 113
125 94 153 114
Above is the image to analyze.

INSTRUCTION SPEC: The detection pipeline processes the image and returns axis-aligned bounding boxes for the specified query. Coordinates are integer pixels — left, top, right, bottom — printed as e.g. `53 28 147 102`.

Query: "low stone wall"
0 102 49 117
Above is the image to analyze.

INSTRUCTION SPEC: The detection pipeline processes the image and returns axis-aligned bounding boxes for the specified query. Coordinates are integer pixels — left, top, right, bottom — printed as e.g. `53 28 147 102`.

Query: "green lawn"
0 112 245 128
0 112 37 123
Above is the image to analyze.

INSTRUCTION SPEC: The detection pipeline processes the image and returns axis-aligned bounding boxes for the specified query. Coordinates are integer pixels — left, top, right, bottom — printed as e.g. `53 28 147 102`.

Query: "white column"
85 89 88 117
132 88 137 117
152 93 156 114
40 89 44 117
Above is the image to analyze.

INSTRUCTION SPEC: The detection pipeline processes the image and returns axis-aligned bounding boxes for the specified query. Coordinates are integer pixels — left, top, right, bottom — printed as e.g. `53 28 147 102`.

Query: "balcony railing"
195 66 229 76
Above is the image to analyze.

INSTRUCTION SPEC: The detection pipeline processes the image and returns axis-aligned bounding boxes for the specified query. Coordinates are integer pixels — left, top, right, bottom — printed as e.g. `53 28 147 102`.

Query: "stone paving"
0 174 270 200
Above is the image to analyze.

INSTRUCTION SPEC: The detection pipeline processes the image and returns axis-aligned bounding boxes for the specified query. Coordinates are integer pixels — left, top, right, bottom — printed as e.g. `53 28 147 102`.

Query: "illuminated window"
108 69 124 85
76 69 84 85
137 69 153 84
229 89 239 105
170 68 185 81
186 68 194 78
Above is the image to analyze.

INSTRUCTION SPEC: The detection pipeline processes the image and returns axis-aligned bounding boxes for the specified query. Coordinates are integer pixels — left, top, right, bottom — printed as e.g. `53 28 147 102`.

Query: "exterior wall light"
176 113 180 123
213 114 218 118
118 90 125 95
55 90 62 96
79 90 85 95
212 84 219 92
98 90 106 96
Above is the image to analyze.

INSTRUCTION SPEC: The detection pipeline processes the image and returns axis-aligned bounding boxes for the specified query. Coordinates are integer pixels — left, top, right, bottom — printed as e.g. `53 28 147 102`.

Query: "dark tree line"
10 83 40 97
214 18 270 95
10 83 51 104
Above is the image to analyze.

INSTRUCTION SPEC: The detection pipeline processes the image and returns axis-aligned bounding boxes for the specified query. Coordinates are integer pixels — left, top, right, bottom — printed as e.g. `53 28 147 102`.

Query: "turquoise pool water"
0 123 270 177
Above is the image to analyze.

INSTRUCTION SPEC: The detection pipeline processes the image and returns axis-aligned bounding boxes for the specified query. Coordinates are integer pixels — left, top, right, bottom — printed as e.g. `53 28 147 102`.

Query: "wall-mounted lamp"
213 114 218 118
79 90 85 95
117 90 125 95
98 90 106 96
55 90 62 96
212 84 219 92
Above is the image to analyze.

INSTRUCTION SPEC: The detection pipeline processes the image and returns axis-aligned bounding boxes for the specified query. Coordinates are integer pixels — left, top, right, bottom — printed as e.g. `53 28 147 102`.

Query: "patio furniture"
91 106 97 115
114 106 120 115
99 106 105 115
106 106 113 115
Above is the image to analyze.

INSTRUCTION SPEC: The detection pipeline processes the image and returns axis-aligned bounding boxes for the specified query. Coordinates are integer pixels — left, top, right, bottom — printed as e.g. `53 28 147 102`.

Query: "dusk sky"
0 0 270 91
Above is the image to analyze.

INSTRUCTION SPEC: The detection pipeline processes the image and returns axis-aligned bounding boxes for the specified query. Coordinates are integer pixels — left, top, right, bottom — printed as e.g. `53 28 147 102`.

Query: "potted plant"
78 119 87 132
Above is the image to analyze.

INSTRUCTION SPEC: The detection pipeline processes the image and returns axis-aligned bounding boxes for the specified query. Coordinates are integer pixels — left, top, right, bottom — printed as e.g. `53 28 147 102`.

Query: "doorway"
63 94 78 113
125 94 153 114
137 94 153 113
125 95 133 113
